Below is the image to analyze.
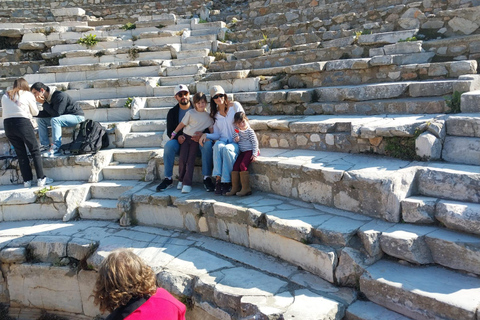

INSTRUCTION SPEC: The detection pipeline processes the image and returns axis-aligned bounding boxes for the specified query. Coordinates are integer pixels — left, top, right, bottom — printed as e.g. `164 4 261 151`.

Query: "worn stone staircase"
1 0 480 319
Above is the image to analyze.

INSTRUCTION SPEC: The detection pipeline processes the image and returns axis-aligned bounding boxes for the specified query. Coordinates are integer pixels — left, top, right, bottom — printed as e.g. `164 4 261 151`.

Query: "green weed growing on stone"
35 186 55 203
209 51 227 61
120 22 136 30
77 34 99 48
124 97 134 108
259 33 269 47
131 35 138 42
398 36 417 42
199 18 208 24
384 128 423 161
444 91 462 113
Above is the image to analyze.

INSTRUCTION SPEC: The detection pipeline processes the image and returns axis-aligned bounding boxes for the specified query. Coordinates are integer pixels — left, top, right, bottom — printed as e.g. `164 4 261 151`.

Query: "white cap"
174 84 190 96
210 85 225 97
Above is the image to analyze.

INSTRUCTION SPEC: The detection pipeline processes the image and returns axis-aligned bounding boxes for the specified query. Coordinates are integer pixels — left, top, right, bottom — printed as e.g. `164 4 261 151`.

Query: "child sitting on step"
226 112 259 196
171 92 213 193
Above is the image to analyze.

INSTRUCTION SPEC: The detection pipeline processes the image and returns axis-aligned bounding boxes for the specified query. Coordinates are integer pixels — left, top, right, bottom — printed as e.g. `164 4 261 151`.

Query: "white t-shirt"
1 90 39 120
206 101 244 143
181 109 213 137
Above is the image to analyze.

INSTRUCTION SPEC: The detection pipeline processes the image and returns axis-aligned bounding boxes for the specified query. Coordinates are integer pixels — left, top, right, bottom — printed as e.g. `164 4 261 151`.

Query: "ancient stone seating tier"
0 0 480 319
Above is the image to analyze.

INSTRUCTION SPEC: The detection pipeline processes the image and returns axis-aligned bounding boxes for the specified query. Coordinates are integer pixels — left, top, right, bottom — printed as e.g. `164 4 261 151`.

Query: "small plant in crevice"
124 97 133 108
156 24 166 29
120 22 136 30
35 186 55 203
259 33 269 47
131 35 138 42
398 36 418 42
444 91 462 113
384 128 424 161
176 30 184 36
198 18 208 24
77 34 99 48
127 47 139 60
208 51 227 61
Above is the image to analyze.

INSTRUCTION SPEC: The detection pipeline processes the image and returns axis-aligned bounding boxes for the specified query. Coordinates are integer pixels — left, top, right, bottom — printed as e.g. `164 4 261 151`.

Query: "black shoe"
203 177 215 192
221 182 232 196
156 178 173 192
214 179 222 195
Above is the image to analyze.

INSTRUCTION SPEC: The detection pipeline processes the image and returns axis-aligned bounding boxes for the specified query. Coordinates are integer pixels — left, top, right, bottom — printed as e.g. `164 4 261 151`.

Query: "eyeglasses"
213 94 225 99
177 92 189 97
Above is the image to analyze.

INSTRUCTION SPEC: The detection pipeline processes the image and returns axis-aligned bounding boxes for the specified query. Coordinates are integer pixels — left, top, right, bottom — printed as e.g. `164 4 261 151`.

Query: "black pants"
178 134 199 186
4 117 44 182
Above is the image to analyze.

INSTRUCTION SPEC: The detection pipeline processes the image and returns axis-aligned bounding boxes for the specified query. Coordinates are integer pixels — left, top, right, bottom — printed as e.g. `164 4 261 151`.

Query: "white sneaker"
37 177 54 187
24 180 32 188
181 185 192 193
42 145 60 157
177 181 183 190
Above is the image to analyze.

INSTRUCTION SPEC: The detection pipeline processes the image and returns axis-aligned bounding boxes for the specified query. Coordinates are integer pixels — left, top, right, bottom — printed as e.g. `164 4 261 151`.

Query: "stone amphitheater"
0 0 480 319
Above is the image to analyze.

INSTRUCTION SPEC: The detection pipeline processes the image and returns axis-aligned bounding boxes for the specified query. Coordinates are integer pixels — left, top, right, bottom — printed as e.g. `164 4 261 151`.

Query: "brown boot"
226 171 240 196
236 171 252 196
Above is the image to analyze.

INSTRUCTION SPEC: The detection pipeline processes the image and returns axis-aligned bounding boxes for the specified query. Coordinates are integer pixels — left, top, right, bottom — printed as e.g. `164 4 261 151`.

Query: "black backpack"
60 119 109 155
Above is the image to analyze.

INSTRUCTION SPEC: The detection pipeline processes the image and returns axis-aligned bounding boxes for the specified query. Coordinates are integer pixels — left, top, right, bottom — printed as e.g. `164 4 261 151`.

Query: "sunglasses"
177 92 189 97
213 94 225 99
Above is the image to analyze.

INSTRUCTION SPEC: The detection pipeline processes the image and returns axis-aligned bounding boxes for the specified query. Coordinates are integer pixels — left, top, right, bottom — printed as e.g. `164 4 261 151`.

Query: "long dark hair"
7 78 30 101
209 94 230 123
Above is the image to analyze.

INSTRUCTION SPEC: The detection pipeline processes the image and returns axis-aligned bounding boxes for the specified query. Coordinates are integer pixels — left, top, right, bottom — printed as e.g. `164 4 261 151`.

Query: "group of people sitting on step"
156 84 259 196
2 78 84 188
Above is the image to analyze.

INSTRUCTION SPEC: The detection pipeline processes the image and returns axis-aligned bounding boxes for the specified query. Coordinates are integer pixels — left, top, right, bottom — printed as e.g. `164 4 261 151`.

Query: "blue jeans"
212 141 239 183
37 115 85 148
163 138 213 178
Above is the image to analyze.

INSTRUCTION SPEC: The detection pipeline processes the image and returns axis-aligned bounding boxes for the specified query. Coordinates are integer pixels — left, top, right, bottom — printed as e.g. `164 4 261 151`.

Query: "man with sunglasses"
156 84 215 192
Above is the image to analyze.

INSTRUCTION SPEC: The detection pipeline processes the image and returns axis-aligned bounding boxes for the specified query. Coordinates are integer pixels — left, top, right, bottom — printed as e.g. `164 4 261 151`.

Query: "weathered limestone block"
266 215 312 242
418 167 480 203
442 136 480 166
358 29 418 45
28 236 70 263
445 114 480 137
461 90 480 113
0 247 26 264
64 185 90 222
285 62 325 74
240 293 293 319
130 97 146 120
448 17 479 35
415 132 442 160
383 41 423 55
325 59 370 71
249 227 336 283
436 200 480 236
425 228 480 275
67 238 98 261
379 225 434 264
157 269 194 297
401 196 437 224
51 8 86 16
361 260 480 320
357 220 393 258
409 80 453 97
78 270 105 318
282 289 345 320
0 190 36 205
316 82 409 102
335 247 371 287
314 216 367 246
114 122 132 148
346 300 411 320
6 264 83 313
448 60 477 77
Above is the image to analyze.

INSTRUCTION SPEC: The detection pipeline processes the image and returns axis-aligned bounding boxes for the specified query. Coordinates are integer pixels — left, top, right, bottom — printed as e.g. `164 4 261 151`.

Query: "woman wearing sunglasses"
199 85 244 195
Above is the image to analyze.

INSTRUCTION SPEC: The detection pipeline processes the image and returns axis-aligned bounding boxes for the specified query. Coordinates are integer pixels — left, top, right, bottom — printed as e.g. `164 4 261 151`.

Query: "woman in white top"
200 85 244 195
2 78 53 188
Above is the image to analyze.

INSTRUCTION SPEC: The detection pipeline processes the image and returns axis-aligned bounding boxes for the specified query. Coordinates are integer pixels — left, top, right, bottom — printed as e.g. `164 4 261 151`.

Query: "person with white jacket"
2 78 53 188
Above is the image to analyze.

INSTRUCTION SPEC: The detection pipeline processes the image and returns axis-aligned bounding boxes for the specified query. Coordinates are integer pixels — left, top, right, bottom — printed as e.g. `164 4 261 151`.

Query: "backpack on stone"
60 119 109 155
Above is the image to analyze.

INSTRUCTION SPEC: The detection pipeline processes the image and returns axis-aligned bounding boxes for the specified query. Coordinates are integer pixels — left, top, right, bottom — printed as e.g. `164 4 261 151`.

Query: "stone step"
138 107 170 120
130 120 166 132
0 220 351 319
89 180 141 199
78 199 121 220
445 114 480 138
112 148 157 163
124 132 163 148
360 260 480 320
460 90 480 113
442 136 480 166
345 300 411 320
417 163 480 203
102 163 147 180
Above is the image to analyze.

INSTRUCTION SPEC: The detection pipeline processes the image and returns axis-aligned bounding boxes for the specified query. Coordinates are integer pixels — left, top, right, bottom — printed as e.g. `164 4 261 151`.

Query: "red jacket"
107 288 186 320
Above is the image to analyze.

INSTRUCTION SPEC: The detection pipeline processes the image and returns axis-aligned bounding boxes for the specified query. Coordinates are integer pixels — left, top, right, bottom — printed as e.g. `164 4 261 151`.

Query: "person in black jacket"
30 82 84 157
156 84 214 192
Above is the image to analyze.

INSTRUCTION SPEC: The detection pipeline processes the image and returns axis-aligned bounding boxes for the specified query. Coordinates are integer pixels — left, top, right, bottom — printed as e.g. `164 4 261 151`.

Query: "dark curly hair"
209 91 230 123
93 249 157 313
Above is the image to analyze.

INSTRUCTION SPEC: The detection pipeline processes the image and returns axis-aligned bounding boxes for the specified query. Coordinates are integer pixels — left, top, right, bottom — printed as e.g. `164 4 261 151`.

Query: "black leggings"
4 117 44 182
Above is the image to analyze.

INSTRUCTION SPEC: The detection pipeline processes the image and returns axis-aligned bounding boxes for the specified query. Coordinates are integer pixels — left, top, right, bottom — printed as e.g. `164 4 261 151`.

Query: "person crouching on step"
171 92 213 193
226 112 259 196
